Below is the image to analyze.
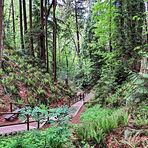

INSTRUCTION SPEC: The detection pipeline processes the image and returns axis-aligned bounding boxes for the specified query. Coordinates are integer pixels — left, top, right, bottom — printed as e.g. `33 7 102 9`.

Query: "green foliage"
133 105 148 126
0 126 73 148
1 0 147 147
124 73 148 104
93 0 116 48
115 0 145 57
93 51 128 105
19 106 69 123
74 105 128 144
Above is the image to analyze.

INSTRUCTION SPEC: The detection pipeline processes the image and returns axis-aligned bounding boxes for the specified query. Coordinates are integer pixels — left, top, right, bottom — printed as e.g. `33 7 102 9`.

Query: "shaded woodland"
0 0 148 147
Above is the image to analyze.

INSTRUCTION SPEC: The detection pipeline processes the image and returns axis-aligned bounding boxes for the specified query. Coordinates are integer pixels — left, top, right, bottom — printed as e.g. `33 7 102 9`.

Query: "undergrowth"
74 105 128 145
0 49 74 108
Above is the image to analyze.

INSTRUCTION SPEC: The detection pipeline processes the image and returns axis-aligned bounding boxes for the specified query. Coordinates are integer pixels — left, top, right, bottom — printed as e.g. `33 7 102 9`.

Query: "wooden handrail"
0 96 83 132
9 102 30 112
0 120 36 128
0 112 47 130
0 112 20 115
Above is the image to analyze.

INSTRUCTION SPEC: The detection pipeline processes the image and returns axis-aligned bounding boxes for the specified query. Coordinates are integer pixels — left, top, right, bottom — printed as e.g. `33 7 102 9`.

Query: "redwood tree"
53 0 57 82
29 0 34 56
45 0 49 72
23 0 27 33
11 0 16 48
75 0 80 55
109 0 112 52
19 0 24 49
0 0 3 68
40 0 46 63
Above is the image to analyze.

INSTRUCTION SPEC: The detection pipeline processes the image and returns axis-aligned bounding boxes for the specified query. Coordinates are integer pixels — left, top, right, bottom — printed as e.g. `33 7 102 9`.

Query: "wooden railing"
9 102 29 112
0 112 42 131
0 92 87 132
68 94 83 107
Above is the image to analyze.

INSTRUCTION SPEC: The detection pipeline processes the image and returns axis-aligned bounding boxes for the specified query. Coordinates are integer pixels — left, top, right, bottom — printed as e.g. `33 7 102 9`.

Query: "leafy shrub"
93 51 128 106
0 127 73 148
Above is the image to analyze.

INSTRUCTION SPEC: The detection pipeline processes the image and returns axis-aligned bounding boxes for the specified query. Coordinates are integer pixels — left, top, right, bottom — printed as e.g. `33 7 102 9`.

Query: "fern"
75 105 128 144
125 73 148 104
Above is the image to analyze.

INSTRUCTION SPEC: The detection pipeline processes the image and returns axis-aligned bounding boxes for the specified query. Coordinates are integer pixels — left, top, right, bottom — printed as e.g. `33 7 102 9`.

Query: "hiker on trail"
76 90 85 101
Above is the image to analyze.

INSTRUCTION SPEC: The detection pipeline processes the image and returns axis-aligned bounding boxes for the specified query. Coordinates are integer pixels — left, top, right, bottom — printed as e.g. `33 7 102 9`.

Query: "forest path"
0 121 38 136
0 92 94 136
70 92 94 124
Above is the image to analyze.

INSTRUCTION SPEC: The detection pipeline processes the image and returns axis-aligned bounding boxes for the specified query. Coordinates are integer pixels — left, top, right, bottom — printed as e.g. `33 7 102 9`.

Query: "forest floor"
105 126 148 148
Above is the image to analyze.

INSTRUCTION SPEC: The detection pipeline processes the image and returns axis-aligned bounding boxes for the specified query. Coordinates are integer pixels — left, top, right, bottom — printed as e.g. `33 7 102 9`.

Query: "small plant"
16 98 24 105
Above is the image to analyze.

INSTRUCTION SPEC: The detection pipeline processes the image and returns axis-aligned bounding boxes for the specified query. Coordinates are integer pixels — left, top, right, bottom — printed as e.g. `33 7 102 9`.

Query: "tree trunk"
65 51 69 87
45 0 49 72
8 1 12 32
29 0 34 56
19 0 24 49
140 2 148 74
53 0 57 82
12 0 16 48
145 1 148 44
140 57 148 74
75 0 80 55
40 0 46 63
46 0 53 72
23 0 27 34
0 0 3 68
109 0 112 52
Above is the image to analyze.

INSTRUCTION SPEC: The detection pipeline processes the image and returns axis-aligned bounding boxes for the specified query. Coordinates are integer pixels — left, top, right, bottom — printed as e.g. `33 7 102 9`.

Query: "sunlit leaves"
92 0 116 47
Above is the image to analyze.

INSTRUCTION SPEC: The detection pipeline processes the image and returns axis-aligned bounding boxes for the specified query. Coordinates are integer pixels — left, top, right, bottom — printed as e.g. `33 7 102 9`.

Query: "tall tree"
145 2 148 43
11 0 16 48
53 0 57 82
75 0 80 55
0 0 3 68
29 0 34 56
23 0 27 34
40 0 46 63
45 0 49 72
19 0 24 49
109 0 112 52
115 0 145 71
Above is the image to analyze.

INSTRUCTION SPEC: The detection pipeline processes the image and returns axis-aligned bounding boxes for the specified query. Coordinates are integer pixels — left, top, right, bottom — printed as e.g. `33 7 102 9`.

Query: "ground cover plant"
74 105 128 145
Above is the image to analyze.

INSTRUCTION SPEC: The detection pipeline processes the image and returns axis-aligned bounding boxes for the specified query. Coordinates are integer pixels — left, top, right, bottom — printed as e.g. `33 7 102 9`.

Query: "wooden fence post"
47 111 49 123
37 112 40 129
69 98 71 107
26 114 29 131
10 102 13 112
